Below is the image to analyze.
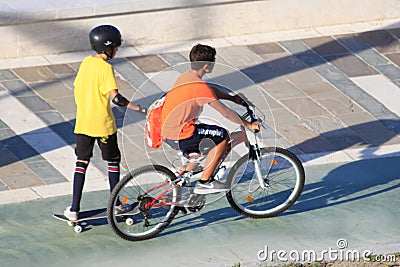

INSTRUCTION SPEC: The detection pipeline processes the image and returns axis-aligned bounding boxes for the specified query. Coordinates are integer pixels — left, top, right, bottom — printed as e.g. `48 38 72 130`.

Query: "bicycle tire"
107 164 179 241
226 147 305 218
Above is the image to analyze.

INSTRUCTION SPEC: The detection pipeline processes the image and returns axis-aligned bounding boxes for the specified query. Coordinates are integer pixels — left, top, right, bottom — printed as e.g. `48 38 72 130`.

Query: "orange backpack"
145 95 166 148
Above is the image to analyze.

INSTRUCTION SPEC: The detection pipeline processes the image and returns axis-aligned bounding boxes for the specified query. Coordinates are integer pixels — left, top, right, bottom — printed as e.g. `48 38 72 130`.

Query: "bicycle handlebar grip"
244 105 260 133
240 100 249 107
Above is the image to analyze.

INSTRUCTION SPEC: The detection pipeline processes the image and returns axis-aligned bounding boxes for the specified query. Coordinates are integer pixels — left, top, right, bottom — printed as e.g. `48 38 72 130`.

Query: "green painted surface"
1 157 399 266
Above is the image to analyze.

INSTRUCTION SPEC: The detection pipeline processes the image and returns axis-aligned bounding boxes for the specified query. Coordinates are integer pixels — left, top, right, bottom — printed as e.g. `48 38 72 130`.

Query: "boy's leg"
183 124 228 181
66 134 94 218
164 139 199 175
97 133 121 193
107 160 120 193
200 137 228 181
194 139 230 193
71 160 89 212
179 124 230 194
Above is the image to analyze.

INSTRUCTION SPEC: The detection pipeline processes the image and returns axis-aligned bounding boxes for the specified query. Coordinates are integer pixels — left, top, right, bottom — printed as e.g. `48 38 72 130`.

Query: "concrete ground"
1 18 400 267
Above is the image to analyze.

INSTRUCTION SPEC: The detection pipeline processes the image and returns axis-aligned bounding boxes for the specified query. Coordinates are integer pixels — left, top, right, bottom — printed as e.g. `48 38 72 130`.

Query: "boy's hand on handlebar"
244 120 260 132
250 121 260 132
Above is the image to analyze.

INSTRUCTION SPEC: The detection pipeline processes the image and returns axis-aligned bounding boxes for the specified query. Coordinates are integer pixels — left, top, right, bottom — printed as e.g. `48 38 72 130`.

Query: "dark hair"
189 44 216 70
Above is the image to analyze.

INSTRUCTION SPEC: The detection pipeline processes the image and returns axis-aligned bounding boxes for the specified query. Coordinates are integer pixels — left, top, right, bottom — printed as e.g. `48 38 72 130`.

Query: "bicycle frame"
135 177 190 210
136 104 265 209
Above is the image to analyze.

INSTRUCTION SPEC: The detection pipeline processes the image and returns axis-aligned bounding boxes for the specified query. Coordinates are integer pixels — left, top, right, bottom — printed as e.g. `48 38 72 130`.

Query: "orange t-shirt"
161 71 217 140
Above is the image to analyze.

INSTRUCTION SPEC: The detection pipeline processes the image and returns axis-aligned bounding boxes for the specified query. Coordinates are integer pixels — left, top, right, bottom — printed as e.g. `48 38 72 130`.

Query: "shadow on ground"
157 155 400 238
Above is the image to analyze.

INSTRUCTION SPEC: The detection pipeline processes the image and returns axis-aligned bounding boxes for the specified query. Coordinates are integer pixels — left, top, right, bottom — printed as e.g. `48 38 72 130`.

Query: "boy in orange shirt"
161 44 259 194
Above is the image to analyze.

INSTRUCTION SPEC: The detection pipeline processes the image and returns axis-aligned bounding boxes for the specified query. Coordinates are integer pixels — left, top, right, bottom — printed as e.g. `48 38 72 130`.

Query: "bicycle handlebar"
240 100 260 133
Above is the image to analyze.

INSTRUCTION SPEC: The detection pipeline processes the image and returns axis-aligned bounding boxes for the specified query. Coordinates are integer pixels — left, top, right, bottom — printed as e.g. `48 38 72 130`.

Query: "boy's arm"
209 100 259 131
209 85 241 103
109 89 147 114
209 84 252 106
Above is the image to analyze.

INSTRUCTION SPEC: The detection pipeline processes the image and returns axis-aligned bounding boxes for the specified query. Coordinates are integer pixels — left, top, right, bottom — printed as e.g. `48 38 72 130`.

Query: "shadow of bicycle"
157 155 400 238
286 155 400 216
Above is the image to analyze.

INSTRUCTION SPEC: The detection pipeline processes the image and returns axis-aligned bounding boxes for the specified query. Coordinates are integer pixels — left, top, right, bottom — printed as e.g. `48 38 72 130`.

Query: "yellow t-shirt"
73 56 117 137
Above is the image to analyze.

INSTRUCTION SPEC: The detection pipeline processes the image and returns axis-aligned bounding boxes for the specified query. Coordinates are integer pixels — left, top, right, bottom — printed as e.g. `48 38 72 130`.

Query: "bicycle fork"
249 144 268 189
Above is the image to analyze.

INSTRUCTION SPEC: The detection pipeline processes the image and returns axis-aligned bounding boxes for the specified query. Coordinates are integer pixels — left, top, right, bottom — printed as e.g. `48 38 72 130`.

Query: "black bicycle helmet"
89 25 122 58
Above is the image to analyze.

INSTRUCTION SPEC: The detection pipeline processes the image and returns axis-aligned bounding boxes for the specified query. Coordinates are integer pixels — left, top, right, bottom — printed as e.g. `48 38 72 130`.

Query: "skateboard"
53 203 139 233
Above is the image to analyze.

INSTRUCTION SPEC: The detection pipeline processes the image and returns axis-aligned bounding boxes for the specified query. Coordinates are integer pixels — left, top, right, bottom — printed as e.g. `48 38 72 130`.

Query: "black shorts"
168 124 227 156
75 133 121 162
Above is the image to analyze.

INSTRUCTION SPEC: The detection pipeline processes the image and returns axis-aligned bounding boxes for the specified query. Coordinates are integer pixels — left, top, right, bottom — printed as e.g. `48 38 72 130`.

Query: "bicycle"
107 102 305 241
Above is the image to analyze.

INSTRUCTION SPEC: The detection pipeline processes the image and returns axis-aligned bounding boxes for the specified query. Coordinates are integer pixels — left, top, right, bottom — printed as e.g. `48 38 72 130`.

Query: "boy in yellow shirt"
64 25 146 220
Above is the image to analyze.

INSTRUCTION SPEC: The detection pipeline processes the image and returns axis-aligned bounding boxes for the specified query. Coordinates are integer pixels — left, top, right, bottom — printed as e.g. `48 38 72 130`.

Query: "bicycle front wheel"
226 147 305 218
107 165 179 241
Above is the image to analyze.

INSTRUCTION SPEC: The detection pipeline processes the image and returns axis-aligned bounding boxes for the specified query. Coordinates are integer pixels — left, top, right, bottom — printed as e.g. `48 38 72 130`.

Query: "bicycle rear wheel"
107 165 179 241
226 147 305 218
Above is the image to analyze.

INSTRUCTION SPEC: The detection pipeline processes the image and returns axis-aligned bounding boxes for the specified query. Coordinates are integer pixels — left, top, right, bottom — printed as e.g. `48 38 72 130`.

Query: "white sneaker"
64 206 78 221
193 179 229 194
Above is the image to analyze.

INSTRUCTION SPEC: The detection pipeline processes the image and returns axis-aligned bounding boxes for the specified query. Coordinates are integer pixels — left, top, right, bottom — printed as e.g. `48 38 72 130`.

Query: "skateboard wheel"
125 218 134 226
74 225 82 233
67 221 74 227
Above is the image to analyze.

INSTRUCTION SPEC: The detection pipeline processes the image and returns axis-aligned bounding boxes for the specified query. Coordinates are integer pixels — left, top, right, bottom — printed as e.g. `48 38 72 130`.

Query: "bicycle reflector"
122 195 129 205
270 159 278 165
246 196 254 202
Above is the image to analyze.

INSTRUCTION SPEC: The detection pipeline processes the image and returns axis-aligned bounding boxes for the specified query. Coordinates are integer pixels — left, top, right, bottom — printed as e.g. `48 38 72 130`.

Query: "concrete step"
2 0 400 59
